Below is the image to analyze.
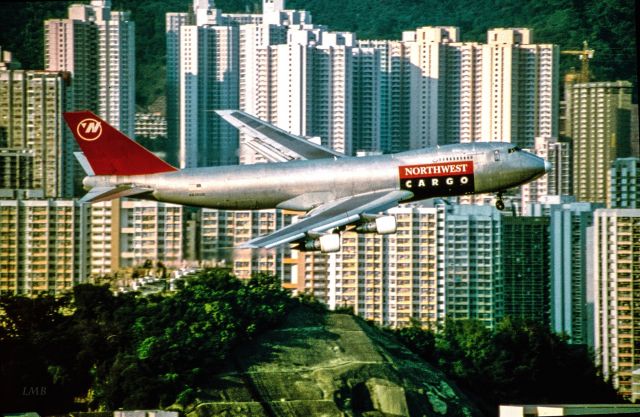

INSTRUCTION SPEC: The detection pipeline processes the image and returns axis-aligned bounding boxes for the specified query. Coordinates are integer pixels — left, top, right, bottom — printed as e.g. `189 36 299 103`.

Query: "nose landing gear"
495 192 505 211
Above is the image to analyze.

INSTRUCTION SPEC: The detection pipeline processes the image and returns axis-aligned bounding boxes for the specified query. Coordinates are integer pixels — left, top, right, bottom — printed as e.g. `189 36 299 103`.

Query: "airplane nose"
518 151 550 183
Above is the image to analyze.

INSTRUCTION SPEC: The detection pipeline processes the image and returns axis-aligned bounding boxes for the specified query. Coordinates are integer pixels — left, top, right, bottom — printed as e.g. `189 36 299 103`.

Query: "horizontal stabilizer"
74 152 95 176
80 185 153 203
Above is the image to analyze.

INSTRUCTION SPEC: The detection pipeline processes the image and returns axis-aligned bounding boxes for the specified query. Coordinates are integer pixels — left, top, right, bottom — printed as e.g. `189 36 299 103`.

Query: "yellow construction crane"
561 41 595 82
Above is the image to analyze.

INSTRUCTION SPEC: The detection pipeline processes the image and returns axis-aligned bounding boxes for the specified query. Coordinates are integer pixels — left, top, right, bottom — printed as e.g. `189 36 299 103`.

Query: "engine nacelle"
300 233 341 253
355 215 397 235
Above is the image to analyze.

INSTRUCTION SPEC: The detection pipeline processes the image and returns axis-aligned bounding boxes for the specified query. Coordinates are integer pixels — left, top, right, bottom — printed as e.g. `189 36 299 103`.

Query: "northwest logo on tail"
77 118 102 141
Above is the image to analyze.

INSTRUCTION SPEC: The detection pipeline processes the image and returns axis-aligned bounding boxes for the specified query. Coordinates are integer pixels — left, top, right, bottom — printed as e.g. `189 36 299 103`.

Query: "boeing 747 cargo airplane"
64 110 550 253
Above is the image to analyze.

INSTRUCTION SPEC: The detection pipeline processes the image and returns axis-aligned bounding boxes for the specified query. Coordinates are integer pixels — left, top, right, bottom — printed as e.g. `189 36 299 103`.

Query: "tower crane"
561 41 595 82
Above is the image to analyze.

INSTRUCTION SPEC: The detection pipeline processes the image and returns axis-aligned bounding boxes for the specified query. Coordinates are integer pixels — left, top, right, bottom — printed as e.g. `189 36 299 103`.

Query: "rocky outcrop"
188 307 480 417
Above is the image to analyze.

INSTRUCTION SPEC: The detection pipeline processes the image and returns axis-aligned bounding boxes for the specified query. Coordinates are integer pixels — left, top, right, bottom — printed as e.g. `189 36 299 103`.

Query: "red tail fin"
63 110 177 175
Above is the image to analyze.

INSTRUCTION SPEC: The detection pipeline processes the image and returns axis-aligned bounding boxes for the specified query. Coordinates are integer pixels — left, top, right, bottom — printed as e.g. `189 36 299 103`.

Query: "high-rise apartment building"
135 112 167 140
176 14 557 159
88 200 115 277
593 209 640 399
45 0 135 137
403 26 462 148
199 208 291 279
264 27 354 155
166 11 190 167
520 136 572 209
482 29 558 148
357 39 411 154
44 0 134 197
179 6 239 168
0 199 90 296
329 204 445 328
528 199 602 345
96 8 136 137
236 5 288 164
546 138 573 196
398 27 558 149
331 233 385 322
351 46 381 154
0 149 33 191
609 158 639 209
1 51 34 191
199 208 321 298
89 200 183 278
307 32 354 155
168 0 266 167
0 66 72 197
325 203 555 329
289 250 331 302
631 105 638 158
0 198 184 286
328 203 551 329
119 200 183 269
238 0 305 118
499 216 551 326
569 81 633 204
44 6 98 112
444 204 502 328
240 6 358 158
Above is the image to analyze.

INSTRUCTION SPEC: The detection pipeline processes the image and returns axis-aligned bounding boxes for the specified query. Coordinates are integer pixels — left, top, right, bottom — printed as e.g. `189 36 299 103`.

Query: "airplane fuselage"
84 142 548 210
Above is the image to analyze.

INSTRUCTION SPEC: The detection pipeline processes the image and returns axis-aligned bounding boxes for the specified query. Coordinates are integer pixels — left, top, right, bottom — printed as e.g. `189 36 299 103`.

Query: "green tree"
395 318 623 417
394 317 435 362
0 294 82 413
93 268 293 409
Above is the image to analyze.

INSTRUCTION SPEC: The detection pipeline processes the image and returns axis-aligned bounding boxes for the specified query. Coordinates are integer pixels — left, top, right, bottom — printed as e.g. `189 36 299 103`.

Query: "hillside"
0 0 636 106
184 305 481 417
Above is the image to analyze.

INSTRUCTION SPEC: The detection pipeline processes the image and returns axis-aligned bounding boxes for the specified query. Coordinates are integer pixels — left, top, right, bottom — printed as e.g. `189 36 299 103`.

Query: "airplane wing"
216 110 344 160
79 185 153 203
240 189 413 249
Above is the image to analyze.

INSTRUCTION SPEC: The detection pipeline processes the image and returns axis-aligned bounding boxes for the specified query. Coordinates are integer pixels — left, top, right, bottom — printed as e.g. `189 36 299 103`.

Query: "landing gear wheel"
495 192 505 211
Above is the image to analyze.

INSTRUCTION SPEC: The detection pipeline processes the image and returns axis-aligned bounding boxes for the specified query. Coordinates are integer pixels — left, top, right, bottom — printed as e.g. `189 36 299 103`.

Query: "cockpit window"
507 146 521 154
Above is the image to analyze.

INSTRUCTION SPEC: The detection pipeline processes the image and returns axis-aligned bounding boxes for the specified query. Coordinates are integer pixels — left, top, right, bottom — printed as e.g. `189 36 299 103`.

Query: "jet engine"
299 233 341 253
355 215 397 235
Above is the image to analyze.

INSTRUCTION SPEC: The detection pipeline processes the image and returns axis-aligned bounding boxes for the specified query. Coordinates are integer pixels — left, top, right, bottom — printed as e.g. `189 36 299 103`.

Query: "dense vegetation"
0 0 636 108
394 318 623 416
0 269 293 413
0 267 625 415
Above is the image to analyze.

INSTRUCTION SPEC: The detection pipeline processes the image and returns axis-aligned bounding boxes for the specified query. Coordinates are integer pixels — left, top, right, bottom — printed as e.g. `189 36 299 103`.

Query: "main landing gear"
495 192 505 211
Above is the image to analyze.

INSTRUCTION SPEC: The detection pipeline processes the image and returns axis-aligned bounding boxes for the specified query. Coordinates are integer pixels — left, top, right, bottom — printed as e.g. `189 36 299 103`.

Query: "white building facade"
593 209 640 398
180 22 239 168
388 27 558 150
89 200 184 278
45 0 135 137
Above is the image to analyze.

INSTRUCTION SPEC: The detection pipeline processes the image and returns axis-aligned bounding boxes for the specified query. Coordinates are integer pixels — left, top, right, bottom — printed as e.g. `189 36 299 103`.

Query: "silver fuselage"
84 142 548 210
